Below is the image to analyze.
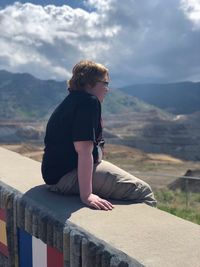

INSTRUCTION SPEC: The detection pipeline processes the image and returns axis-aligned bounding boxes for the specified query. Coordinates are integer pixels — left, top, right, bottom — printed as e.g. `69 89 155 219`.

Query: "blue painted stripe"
18 228 33 267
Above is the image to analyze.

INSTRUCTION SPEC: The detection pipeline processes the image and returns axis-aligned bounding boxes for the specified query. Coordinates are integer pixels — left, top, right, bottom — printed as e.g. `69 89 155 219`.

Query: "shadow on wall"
23 185 138 222
23 185 85 223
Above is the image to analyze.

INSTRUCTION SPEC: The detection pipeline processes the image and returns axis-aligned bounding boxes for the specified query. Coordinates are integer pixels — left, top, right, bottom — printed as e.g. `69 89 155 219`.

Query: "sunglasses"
97 80 109 87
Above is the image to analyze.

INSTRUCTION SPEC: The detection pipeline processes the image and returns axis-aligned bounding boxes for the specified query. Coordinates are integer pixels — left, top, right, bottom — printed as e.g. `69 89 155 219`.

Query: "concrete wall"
0 185 137 267
0 147 200 267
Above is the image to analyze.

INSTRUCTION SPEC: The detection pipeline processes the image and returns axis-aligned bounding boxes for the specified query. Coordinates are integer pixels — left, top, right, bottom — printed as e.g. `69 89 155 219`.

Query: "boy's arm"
73 141 113 211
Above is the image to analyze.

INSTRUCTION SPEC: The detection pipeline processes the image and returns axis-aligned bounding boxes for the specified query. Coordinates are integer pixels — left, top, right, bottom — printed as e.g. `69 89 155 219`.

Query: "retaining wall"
0 147 200 267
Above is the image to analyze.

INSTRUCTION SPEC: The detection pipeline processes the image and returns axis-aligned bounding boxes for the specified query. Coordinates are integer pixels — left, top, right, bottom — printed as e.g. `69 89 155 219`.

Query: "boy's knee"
136 180 152 194
143 182 153 194
139 182 157 207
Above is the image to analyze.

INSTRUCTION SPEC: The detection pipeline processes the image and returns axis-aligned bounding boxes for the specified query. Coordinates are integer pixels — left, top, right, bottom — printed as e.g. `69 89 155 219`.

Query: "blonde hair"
68 60 109 92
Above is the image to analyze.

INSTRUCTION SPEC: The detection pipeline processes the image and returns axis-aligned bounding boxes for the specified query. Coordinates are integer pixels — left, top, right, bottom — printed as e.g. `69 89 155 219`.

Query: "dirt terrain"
2 142 200 190
104 111 200 161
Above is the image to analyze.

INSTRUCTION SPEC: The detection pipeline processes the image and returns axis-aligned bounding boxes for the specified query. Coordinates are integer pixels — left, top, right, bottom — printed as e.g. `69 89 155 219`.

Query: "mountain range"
120 82 200 114
1 70 200 122
0 69 168 121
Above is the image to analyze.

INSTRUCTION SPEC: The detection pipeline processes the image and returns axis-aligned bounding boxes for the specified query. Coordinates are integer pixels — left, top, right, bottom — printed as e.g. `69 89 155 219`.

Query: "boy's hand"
81 193 114 211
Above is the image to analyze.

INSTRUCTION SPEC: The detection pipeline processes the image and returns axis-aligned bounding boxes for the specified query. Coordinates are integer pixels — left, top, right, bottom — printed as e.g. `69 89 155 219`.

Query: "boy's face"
88 74 109 103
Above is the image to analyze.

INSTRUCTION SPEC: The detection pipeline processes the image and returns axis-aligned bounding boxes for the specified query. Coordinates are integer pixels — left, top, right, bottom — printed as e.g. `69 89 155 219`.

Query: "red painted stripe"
0 241 9 257
0 208 6 221
47 246 63 267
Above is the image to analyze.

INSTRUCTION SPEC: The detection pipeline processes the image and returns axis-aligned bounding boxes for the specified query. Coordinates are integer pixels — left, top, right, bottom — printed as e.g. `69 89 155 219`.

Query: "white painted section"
32 235 47 267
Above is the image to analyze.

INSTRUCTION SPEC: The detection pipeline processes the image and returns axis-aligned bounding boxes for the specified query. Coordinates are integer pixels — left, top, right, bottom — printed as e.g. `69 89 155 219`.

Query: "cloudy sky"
0 0 200 86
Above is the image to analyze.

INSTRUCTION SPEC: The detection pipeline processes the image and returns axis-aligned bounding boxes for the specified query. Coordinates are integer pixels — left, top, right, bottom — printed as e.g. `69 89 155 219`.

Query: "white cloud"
0 0 200 85
181 0 200 29
0 1 119 80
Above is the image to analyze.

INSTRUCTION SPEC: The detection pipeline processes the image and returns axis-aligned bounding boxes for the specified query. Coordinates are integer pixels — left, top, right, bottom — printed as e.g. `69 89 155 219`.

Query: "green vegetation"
102 89 166 115
155 189 200 225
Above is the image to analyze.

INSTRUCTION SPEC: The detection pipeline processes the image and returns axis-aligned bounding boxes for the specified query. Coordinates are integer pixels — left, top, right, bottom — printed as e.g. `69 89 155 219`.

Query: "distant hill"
119 82 200 114
0 70 168 121
102 88 170 119
0 70 66 120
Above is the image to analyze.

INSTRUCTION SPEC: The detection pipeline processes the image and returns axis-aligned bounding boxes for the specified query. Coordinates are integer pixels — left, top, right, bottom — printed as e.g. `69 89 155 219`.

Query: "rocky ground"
104 111 200 161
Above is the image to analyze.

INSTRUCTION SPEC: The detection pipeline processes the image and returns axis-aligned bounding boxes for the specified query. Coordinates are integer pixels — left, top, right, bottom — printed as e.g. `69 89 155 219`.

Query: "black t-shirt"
41 90 104 185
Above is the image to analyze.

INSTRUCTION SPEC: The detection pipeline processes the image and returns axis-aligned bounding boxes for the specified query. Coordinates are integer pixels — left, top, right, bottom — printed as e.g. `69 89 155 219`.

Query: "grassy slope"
155 189 200 225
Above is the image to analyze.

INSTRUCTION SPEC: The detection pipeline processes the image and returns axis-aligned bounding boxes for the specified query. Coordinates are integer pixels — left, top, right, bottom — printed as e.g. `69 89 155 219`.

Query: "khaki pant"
48 160 157 207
